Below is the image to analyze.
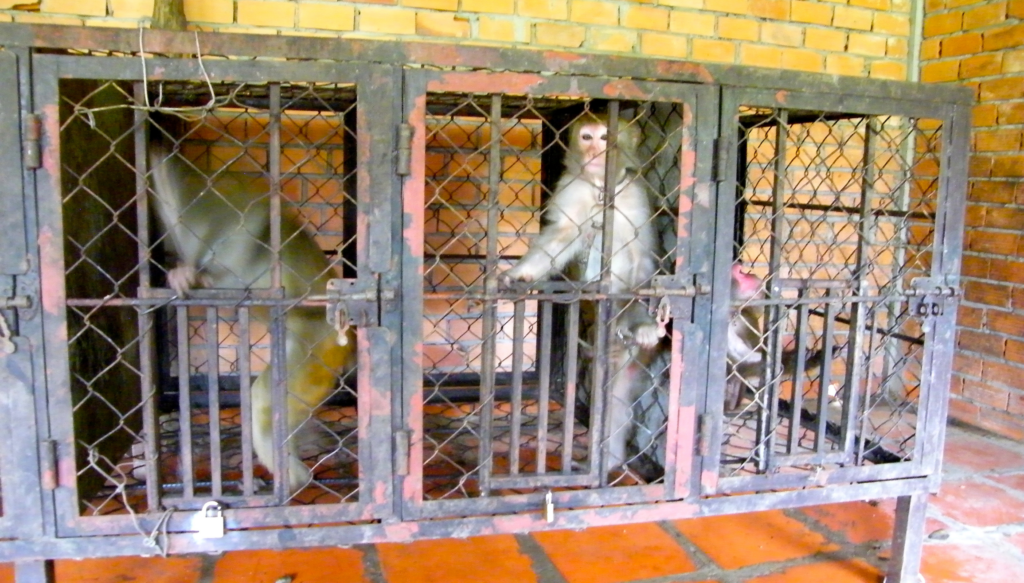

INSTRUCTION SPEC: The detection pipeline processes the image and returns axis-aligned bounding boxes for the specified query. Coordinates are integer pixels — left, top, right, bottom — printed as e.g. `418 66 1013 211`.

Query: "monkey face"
731 264 761 301
576 121 609 176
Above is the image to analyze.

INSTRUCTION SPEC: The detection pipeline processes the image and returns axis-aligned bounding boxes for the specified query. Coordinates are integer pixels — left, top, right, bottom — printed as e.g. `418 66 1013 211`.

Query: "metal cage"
0 24 971 583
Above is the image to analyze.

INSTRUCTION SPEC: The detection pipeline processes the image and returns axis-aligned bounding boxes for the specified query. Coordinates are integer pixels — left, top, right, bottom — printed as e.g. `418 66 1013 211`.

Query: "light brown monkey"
149 143 355 493
503 112 659 472
726 264 829 411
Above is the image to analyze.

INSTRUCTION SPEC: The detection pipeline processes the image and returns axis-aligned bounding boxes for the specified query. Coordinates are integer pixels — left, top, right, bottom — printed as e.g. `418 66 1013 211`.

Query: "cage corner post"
885 491 929 583
14 560 54 583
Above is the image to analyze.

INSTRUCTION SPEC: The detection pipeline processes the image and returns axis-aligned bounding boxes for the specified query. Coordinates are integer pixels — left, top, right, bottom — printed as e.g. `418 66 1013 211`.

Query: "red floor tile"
922 542 1024 583
532 523 696 583
931 477 1024 528
799 501 894 544
53 555 203 583
746 559 882 583
211 547 367 582
942 432 1024 474
376 535 537 583
673 510 840 570
990 472 1024 493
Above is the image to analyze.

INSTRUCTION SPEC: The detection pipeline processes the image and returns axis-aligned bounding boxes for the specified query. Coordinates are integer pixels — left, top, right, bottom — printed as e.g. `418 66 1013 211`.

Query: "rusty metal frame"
0 23 972 583
28 52 397 539
400 69 717 520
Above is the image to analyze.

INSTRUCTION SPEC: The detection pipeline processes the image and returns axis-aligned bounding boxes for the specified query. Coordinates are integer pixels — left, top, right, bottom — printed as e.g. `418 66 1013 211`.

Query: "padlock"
196 501 225 538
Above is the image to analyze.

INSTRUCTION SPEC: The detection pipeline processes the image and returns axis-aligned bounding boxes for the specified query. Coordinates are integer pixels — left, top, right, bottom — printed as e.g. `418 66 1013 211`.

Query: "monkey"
726 264 830 411
148 142 356 493
502 112 660 474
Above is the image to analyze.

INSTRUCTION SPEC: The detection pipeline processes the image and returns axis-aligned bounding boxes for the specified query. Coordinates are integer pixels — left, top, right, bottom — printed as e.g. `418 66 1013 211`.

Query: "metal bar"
475 93 504 495
8 26 973 104
758 108 789 473
237 308 255 496
743 198 934 221
886 493 928 583
131 81 161 512
536 301 552 474
270 305 288 501
594 101 619 483
205 307 223 497
561 303 580 475
840 118 876 459
488 473 602 490
269 83 283 289
0 478 932 561
509 300 526 475
786 297 809 455
815 296 837 456
176 307 195 499
14 560 54 583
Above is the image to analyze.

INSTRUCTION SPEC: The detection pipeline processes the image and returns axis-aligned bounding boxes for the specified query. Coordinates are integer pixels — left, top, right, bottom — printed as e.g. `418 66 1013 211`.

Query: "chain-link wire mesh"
61 78 363 514
722 106 943 479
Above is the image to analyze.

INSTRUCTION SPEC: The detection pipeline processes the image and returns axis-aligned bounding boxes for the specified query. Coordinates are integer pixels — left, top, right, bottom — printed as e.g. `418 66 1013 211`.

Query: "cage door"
33 54 398 539
702 88 961 495
400 70 716 520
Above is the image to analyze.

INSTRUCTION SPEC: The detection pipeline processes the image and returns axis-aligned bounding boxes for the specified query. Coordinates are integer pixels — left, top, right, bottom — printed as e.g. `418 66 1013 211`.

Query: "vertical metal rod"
842 117 877 457
786 297 809 455
268 83 283 289
205 307 223 497
14 560 55 583
509 300 526 475
477 94 504 493
238 307 254 496
176 307 195 499
536 301 553 474
270 304 289 501
758 109 789 473
561 303 580 474
595 101 619 484
133 82 160 510
133 82 152 288
139 309 161 510
887 492 928 583
816 294 837 456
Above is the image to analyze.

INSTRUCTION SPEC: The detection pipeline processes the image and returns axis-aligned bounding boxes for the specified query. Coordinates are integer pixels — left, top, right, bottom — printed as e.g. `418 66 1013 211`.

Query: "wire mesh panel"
705 90 955 494
402 72 714 519
33 55 395 538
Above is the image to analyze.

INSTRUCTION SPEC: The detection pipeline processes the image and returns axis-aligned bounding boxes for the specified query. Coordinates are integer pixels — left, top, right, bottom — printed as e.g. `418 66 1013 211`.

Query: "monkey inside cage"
57 77 366 514
417 94 695 498
715 104 945 489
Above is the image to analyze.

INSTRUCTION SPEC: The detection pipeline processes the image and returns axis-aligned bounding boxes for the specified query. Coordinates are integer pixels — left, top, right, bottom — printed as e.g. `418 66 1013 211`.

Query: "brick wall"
2 1 913 81
921 1 1024 439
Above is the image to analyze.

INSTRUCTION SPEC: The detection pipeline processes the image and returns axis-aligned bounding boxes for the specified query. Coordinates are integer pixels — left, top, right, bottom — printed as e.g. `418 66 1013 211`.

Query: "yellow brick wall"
4 0 917 80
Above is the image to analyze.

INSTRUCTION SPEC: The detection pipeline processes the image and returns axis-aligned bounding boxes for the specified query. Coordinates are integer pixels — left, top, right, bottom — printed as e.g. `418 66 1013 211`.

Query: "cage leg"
14 560 55 583
885 492 928 583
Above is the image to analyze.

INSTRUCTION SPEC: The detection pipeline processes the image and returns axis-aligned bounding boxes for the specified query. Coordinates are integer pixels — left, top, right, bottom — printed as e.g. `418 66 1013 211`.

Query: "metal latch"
196 501 225 538
544 490 555 523
326 279 380 346
909 277 960 318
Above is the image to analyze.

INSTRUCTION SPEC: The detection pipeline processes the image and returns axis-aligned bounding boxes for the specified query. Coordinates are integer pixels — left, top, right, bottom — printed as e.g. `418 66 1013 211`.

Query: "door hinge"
23 113 41 170
396 123 413 176
394 430 410 476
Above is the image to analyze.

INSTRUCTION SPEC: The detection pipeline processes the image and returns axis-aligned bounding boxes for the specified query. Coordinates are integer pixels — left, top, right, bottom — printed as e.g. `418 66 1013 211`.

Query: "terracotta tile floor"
5 423 1024 582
